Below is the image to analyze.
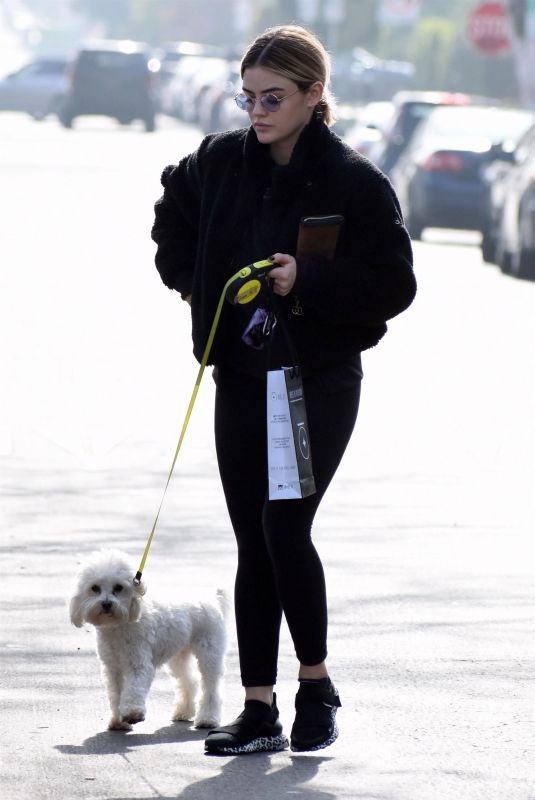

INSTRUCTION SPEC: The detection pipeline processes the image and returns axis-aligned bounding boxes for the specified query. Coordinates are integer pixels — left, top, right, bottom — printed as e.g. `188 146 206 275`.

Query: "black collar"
242 110 329 188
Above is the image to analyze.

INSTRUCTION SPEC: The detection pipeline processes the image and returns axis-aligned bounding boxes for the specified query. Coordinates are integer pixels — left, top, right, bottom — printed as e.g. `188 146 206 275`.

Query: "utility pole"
508 0 535 107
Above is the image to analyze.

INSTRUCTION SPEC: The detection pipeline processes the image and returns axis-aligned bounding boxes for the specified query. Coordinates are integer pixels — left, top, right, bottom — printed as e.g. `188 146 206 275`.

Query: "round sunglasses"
234 88 300 113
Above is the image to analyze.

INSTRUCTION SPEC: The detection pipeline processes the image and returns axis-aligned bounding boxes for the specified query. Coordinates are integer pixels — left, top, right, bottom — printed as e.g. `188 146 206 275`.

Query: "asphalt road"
1 112 534 800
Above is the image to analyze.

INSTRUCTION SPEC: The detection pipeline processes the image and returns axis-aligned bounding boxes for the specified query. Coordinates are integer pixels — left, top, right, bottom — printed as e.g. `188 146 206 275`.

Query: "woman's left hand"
268 253 297 296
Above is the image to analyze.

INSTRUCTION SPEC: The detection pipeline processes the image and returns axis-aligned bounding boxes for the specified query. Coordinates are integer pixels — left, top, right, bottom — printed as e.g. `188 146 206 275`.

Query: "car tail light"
441 92 470 105
423 151 464 172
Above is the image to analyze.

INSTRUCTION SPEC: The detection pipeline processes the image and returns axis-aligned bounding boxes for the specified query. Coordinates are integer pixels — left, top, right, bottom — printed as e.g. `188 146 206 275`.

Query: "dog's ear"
129 594 142 622
129 579 146 621
69 594 84 628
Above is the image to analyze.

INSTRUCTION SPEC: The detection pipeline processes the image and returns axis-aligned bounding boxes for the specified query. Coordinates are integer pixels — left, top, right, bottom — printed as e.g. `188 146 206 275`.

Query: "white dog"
69 549 227 731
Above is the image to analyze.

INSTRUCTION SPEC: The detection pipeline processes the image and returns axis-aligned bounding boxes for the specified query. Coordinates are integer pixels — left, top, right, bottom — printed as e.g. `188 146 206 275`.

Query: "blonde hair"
241 25 336 126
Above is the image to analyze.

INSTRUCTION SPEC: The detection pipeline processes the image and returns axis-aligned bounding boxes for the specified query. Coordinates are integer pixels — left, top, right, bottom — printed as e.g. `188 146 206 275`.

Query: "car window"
513 123 535 163
9 60 66 79
395 102 437 139
45 62 68 75
77 51 146 71
424 107 534 141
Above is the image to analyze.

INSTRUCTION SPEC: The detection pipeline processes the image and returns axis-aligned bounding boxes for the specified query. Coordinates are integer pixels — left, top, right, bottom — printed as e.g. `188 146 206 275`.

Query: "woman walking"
151 24 416 755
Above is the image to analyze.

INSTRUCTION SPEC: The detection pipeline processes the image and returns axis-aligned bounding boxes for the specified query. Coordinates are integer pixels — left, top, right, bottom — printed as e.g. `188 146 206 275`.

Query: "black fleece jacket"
151 111 416 370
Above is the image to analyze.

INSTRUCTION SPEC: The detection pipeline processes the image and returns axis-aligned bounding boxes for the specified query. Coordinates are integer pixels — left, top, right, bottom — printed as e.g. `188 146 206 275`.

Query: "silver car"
0 56 70 119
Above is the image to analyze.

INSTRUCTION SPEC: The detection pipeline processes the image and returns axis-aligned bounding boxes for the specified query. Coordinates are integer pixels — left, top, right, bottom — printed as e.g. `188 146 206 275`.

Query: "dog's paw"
108 717 133 732
193 715 220 729
172 702 195 723
121 710 145 725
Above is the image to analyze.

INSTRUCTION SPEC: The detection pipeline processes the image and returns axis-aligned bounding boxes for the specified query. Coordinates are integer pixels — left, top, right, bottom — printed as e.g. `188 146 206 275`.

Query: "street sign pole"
323 0 345 53
296 0 321 24
527 0 535 37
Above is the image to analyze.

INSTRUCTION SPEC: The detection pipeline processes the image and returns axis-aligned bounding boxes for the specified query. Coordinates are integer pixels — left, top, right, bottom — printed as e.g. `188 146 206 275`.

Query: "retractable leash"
133 258 274 585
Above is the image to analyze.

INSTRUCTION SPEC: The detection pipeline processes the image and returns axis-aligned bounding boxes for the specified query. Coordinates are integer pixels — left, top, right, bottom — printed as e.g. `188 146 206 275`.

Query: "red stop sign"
466 1 510 54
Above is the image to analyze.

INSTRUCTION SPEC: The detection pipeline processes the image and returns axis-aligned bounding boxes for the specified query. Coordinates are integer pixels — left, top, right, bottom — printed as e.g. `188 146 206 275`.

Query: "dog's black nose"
101 601 113 612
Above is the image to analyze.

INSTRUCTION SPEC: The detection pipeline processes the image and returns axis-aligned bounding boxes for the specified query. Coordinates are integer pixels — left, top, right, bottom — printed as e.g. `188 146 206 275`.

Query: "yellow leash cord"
134 259 273 584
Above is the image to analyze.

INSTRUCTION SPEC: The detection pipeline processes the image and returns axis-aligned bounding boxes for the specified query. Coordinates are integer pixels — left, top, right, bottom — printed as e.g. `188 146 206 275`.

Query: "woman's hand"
268 253 297 296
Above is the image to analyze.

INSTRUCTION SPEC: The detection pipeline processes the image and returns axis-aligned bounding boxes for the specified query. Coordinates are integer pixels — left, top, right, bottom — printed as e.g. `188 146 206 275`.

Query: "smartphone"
296 214 344 259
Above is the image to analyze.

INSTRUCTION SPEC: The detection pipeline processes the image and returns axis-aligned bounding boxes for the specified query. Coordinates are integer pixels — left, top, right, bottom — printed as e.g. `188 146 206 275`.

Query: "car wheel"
512 246 535 280
144 115 156 132
208 101 223 134
498 246 512 275
59 106 74 128
46 95 64 118
406 209 424 240
481 228 497 264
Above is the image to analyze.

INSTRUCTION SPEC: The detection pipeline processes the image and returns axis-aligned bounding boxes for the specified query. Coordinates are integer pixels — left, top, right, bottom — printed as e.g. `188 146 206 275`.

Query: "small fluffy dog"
69 549 227 731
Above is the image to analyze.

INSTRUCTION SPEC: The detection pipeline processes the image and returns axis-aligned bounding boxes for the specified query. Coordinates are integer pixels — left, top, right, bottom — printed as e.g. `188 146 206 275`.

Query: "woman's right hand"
268 253 297 296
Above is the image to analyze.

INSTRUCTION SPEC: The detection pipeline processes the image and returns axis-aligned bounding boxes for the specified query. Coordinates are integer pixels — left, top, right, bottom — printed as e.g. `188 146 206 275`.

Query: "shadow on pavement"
55 722 206 755
105 754 341 800
173 755 337 800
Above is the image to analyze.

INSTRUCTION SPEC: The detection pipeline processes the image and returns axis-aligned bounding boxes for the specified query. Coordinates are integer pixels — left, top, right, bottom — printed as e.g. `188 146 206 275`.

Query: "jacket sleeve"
151 151 202 299
293 172 416 326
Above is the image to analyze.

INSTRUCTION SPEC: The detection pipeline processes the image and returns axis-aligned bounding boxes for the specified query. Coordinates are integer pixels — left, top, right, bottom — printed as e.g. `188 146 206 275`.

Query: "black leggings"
214 366 361 686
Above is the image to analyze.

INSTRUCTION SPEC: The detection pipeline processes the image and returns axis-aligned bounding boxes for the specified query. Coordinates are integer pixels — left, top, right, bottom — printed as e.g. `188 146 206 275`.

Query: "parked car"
343 100 394 158
59 40 160 131
494 125 535 279
180 57 230 125
197 60 240 133
332 48 414 105
390 104 534 239
372 91 477 177
480 122 535 264
329 103 361 138
160 54 207 118
158 40 224 88
218 74 246 131
0 56 70 119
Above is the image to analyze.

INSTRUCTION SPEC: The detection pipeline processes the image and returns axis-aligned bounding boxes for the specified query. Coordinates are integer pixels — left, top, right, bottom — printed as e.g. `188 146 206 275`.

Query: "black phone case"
296 215 344 259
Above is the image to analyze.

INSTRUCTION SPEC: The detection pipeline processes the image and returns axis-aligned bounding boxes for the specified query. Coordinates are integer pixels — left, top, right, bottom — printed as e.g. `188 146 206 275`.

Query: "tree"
407 18 457 90
71 0 132 37
71 0 235 44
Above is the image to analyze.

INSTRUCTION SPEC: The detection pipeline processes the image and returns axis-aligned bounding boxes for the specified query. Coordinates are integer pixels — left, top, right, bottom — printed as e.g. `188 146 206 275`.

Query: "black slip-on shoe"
290 677 342 752
204 694 289 756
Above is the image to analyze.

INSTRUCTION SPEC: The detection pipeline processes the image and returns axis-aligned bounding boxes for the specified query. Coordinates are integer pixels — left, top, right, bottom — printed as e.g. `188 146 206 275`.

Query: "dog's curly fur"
69 549 228 731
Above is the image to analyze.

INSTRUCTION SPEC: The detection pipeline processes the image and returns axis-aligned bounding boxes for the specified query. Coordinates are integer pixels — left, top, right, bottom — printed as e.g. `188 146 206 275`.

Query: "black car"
60 40 160 131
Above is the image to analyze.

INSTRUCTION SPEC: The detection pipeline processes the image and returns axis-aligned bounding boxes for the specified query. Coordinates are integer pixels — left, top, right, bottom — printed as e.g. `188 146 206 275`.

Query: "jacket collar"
242 110 329 189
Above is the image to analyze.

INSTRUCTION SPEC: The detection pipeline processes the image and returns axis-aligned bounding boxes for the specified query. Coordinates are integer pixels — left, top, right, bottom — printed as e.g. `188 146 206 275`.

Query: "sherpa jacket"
151 111 416 370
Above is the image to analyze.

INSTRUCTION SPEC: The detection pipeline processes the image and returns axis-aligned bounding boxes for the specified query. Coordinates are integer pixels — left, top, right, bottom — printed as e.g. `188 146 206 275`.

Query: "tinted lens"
261 94 281 111
235 93 251 111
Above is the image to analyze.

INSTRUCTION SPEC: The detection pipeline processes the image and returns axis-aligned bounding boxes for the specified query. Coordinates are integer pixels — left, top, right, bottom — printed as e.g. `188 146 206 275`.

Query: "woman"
151 25 416 755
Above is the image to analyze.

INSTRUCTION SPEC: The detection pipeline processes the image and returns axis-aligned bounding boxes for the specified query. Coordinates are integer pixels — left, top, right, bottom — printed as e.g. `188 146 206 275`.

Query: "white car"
0 56 70 119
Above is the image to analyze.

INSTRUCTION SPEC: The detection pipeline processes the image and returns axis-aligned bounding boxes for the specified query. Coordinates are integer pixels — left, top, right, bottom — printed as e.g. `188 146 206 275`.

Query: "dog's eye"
113 584 123 594
91 585 100 594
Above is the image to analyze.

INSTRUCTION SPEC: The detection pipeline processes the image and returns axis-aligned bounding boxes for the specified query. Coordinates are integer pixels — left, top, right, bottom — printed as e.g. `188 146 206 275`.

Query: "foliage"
65 0 520 100
255 0 377 53
405 12 517 99
71 0 235 43
407 17 457 90
71 0 132 37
